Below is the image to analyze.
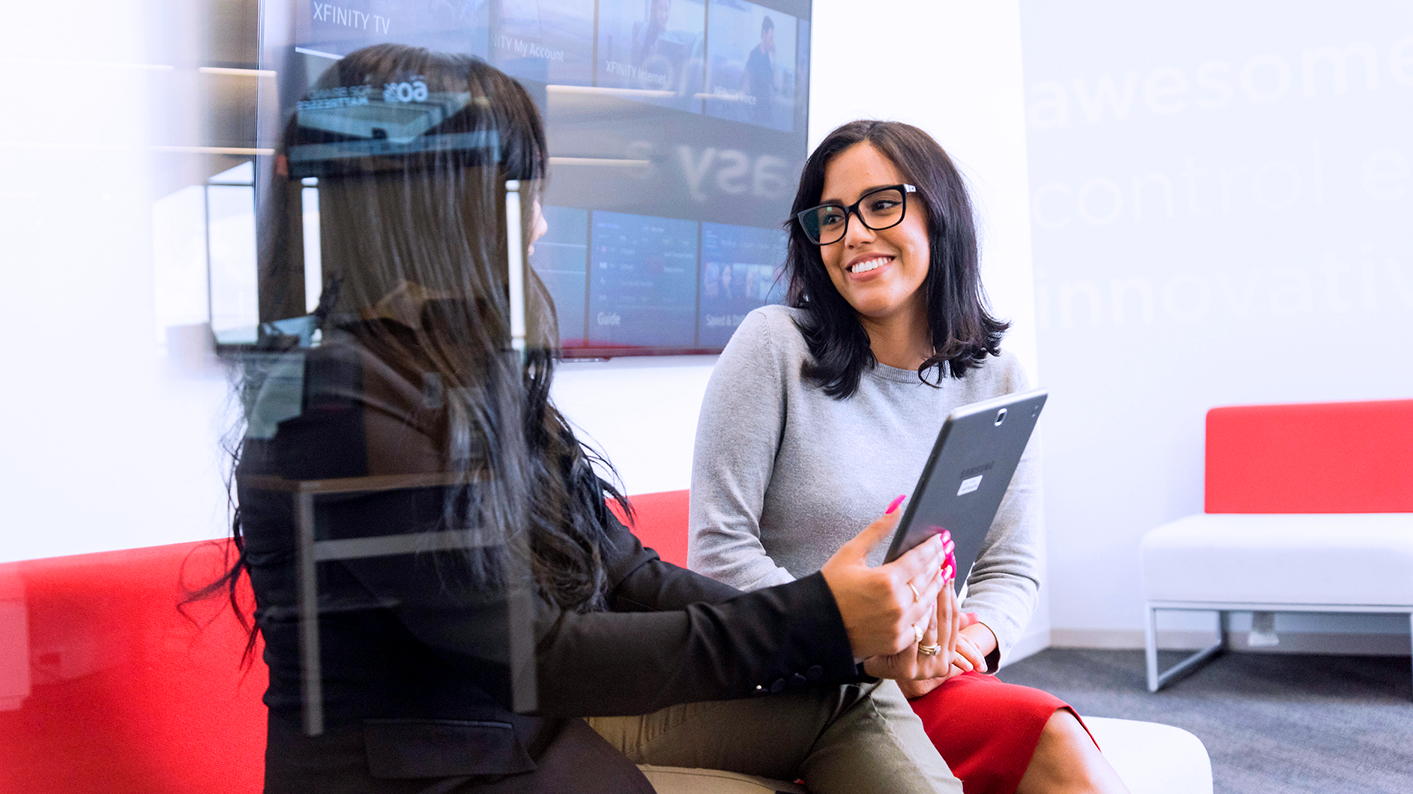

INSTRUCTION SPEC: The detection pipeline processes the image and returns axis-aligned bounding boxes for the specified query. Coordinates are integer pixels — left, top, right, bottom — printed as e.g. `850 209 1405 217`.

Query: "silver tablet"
883 389 1047 594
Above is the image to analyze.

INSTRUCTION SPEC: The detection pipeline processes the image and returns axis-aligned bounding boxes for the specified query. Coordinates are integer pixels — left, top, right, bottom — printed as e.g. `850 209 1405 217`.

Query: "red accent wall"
1205 399 1413 513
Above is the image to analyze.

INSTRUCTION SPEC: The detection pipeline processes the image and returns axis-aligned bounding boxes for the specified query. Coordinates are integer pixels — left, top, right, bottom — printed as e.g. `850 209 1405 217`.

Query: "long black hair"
785 120 1009 399
199 45 627 657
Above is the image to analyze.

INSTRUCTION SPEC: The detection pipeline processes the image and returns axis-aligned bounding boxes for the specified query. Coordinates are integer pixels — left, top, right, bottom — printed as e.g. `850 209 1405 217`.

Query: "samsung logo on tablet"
957 475 984 496
959 462 993 479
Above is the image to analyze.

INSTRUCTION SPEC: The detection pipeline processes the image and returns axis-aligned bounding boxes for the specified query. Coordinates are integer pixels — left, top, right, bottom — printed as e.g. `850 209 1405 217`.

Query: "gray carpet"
998 649 1413 794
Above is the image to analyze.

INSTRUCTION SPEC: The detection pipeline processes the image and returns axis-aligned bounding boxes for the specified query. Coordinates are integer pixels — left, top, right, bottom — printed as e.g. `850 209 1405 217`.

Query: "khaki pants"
587 680 962 794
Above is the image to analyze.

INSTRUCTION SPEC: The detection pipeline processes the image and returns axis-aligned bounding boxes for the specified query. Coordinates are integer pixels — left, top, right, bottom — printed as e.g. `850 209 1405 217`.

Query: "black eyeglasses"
796 184 917 245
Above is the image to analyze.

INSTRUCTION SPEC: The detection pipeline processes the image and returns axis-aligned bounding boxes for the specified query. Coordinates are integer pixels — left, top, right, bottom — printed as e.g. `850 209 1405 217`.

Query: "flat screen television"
253 0 812 357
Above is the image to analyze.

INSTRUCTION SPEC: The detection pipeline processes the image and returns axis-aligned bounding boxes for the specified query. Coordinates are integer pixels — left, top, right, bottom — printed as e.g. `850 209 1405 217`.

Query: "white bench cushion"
1086 717 1212 794
1142 513 1413 606
640 716 1213 794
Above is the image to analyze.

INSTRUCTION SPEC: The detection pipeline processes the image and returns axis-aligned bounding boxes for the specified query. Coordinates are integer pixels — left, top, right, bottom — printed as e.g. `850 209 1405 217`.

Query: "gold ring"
907 582 921 603
913 624 924 644
918 644 943 657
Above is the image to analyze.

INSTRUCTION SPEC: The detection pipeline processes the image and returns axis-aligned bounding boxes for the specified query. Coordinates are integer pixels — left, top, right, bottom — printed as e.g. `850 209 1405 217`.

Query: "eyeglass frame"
795 183 919 246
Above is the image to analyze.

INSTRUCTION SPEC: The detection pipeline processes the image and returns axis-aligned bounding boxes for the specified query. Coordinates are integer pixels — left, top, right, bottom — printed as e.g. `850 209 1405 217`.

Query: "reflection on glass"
208 185 259 333
151 185 210 350
301 183 323 315
151 162 259 366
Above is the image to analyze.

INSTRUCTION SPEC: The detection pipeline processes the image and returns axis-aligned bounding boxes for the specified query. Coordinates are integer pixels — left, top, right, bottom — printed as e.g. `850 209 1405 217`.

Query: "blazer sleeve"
315 492 863 719
599 507 743 612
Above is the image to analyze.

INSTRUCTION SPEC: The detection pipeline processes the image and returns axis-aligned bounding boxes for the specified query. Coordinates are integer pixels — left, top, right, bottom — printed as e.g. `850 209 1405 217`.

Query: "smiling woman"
782 120 1007 398
689 120 1131 794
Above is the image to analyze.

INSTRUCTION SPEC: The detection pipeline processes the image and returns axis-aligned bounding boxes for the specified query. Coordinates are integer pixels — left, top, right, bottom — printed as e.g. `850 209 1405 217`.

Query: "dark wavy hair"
199 45 627 660
784 120 1009 399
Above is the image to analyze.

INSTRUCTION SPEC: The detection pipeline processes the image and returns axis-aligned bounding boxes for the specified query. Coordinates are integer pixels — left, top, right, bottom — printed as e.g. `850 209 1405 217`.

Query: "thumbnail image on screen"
299 0 491 59
493 0 596 85
529 205 590 346
597 0 706 113
704 0 798 133
588 211 698 348
697 221 787 346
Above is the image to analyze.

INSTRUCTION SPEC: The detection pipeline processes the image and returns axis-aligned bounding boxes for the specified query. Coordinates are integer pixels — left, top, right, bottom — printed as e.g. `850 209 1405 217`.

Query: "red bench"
1140 398 1413 694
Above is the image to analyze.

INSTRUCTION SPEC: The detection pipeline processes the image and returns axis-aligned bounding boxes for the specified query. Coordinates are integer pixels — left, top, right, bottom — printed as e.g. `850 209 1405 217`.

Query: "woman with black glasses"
689 121 1129 794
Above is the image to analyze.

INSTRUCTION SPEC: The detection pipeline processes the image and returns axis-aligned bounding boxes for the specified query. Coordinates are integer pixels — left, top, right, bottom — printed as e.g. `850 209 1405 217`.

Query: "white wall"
1019 0 1413 647
0 1 237 564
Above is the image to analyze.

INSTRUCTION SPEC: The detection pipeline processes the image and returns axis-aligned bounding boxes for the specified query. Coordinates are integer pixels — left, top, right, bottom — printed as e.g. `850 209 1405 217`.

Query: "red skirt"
908 672 1098 794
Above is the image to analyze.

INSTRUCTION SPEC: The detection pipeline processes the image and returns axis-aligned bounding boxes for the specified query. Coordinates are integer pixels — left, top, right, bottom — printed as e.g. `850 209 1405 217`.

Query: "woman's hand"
819 497 949 660
954 618 997 674
894 613 993 698
862 562 971 681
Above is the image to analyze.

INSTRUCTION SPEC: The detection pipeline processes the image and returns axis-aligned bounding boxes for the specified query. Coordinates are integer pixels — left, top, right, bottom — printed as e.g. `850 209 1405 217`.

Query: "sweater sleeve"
688 309 798 591
960 355 1043 669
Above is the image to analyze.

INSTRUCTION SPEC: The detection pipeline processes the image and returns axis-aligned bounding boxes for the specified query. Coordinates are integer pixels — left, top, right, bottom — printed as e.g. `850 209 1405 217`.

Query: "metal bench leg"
1145 604 1160 692
1147 607 1226 692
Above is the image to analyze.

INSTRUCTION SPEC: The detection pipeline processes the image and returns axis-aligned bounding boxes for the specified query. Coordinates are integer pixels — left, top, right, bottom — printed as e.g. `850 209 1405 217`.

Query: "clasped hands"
819 497 991 696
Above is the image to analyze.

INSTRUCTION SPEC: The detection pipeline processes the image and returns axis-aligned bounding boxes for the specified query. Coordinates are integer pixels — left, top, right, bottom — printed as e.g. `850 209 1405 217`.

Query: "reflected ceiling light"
547 85 675 100
0 57 174 71
199 67 277 78
152 145 276 155
295 47 344 61
548 157 652 168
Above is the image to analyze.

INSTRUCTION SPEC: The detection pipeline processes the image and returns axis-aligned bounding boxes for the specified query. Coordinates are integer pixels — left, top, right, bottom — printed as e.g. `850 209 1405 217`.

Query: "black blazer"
237 325 863 794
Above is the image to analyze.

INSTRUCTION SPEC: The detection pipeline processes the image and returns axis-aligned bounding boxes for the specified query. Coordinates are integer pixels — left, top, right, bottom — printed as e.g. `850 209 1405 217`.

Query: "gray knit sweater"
688 305 1042 665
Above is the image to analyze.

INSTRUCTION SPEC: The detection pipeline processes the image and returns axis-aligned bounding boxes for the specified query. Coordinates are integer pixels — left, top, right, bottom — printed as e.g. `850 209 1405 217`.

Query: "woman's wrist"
961 622 999 672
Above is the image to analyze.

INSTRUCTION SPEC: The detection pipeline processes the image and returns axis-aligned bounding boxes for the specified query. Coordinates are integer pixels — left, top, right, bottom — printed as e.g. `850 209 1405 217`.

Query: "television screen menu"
277 0 811 356
585 211 697 348
698 221 787 347
529 205 590 346
531 209 787 350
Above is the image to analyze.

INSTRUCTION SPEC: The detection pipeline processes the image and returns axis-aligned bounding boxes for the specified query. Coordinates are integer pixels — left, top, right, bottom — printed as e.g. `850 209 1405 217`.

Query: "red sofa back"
0 490 693 793
610 489 691 566
0 541 268 794
1205 399 1413 514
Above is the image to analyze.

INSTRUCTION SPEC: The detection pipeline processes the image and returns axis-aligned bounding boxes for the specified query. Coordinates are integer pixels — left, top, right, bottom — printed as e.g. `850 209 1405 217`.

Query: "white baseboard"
999 628 1051 669
1050 628 1413 656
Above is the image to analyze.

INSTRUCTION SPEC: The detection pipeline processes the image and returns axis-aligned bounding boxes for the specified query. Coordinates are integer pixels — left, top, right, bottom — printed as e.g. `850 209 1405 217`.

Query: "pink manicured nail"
941 529 952 542
886 494 907 514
